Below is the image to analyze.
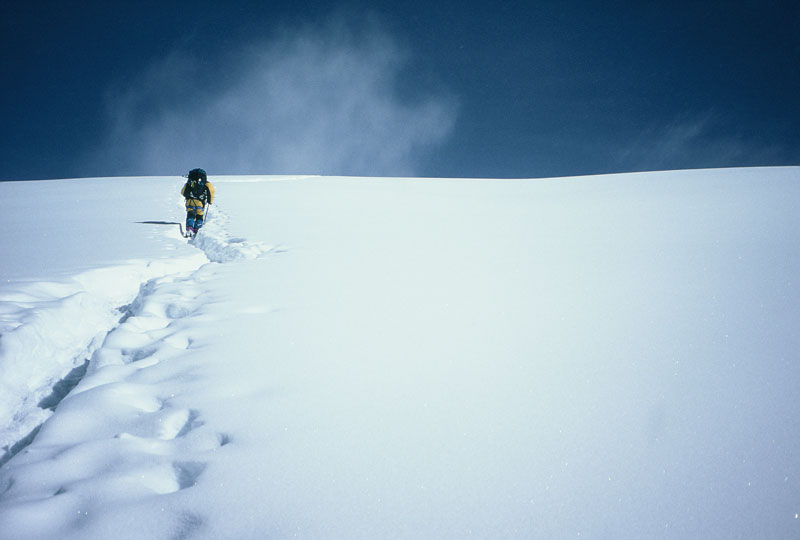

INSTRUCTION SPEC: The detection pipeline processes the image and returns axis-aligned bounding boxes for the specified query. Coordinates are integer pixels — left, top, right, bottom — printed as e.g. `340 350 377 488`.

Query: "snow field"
1 170 800 539
194 170 800 539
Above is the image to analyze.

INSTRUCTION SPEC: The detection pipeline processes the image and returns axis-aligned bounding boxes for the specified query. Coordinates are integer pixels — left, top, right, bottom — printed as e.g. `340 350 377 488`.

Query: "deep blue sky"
1 0 798 180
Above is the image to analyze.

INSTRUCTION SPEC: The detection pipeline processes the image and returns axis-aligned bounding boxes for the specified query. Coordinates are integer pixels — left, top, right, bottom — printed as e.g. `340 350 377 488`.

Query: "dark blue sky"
2 0 798 180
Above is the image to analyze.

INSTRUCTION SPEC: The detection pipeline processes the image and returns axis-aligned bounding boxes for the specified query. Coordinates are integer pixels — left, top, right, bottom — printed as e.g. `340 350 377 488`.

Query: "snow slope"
1 169 799 539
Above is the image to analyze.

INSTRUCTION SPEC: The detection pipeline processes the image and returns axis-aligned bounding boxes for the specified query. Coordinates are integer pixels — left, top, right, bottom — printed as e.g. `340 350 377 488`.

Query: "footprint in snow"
156 408 203 440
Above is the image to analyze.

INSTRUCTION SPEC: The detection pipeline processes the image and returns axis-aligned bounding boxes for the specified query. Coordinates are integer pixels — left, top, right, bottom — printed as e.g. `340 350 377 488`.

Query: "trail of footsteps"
0 266 231 515
187 204 276 263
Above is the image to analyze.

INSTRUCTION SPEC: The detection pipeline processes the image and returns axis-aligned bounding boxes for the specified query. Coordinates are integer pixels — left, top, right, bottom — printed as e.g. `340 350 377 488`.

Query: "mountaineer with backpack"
181 168 215 237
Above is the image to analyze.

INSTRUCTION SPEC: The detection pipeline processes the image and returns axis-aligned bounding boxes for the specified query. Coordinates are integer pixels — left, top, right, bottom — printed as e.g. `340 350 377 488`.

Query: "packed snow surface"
1 169 799 539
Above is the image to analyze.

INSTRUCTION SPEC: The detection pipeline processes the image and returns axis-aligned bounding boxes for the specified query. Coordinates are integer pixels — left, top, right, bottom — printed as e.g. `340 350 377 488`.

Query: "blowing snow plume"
89 16 457 177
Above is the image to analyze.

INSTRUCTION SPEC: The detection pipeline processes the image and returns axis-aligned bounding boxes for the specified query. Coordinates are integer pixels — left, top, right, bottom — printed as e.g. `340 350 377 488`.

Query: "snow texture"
1 169 799 539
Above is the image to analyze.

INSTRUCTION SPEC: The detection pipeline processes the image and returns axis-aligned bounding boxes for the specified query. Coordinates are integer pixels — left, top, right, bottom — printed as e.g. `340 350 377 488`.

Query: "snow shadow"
135 221 182 225
36 360 90 411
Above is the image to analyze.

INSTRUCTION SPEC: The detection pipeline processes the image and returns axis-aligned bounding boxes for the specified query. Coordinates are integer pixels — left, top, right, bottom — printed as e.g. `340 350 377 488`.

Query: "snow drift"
1 169 799 539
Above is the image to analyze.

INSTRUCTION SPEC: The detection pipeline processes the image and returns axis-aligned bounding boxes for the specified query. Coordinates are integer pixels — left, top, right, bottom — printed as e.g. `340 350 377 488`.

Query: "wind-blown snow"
1 169 799 539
